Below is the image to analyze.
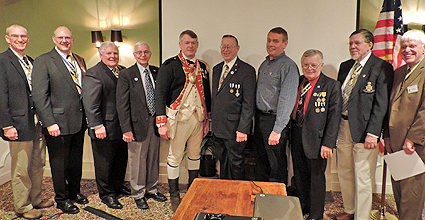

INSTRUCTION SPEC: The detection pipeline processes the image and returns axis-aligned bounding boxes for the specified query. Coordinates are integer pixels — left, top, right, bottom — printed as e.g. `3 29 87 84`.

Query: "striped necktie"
218 64 229 89
295 80 311 127
342 62 363 112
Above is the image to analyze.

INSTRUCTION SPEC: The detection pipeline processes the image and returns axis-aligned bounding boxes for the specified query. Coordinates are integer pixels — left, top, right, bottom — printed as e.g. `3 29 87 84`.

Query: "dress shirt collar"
10 47 25 60
136 62 149 74
356 51 372 67
55 46 73 59
305 73 320 85
224 56 237 70
407 57 424 73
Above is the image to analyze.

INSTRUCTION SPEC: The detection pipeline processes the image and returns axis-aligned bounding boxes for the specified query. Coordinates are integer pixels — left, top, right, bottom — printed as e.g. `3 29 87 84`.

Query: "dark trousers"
43 127 85 203
91 138 128 199
213 135 246 180
291 123 327 219
253 112 288 184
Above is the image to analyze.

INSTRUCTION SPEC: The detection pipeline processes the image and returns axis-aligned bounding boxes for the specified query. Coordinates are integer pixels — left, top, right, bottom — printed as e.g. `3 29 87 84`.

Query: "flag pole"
370 142 397 220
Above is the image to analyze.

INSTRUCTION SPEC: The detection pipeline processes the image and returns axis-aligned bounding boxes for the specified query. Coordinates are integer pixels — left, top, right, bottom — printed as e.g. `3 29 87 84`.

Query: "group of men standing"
0 24 167 218
1 23 425 220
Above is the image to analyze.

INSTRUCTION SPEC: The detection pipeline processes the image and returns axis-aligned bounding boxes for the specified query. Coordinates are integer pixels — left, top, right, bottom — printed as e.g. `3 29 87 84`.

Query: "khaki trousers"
337 119 378 220
9 123 46 214
128 116 160 199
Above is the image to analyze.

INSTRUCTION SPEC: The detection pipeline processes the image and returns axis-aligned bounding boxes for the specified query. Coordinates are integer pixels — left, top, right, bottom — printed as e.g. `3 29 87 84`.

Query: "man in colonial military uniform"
155 30 211 212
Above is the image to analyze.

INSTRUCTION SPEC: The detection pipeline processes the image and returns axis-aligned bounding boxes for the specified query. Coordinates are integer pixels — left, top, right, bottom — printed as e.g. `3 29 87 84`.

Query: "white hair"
133 41 149 52
99 41 118 54
400 30 425 45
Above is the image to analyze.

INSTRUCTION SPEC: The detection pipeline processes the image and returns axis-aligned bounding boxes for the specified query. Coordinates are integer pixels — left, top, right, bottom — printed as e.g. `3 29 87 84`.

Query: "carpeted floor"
0 177 401 220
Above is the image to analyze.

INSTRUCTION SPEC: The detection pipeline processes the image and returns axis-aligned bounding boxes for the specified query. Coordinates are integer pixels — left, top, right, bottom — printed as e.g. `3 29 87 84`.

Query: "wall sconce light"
111 30 123 46
403 24 409 33
91 31 104 48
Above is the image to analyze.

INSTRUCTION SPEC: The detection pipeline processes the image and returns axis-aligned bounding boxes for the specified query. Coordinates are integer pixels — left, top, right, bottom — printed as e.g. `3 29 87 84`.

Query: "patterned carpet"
0 177 400 220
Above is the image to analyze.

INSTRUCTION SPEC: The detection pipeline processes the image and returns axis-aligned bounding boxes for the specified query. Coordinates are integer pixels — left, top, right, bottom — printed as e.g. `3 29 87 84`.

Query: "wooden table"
171 178 287 220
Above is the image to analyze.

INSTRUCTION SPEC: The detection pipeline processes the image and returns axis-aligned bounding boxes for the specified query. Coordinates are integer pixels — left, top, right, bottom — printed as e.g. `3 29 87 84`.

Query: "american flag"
372 0 404 69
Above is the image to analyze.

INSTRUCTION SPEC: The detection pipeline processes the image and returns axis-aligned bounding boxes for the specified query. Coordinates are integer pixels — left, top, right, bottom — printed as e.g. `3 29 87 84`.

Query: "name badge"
407 85 419 94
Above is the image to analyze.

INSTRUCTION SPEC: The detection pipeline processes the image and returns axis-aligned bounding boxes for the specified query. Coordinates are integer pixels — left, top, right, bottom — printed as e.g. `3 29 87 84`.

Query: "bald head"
52 26 74 54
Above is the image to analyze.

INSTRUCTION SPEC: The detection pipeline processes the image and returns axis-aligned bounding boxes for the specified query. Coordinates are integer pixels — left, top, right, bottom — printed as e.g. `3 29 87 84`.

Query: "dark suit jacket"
116 63 159 142
384 59 425 160
211 57 256 140
82 61 126 140
32 48 87 135
337 54 393 143
0 48 35 141
155 55 211 116
296 74 342 159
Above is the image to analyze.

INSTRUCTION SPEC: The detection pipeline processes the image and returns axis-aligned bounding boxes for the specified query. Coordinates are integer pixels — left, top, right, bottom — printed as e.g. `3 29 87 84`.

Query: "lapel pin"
134 77 139 81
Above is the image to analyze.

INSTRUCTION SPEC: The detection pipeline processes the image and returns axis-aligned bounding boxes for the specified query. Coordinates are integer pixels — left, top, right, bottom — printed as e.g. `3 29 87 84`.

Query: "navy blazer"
294 73 342 159
337 54 393 143
211 57 256 140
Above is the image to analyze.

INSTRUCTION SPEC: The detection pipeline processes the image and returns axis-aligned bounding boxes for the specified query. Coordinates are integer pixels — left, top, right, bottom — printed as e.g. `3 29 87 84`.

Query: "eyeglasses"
8 34 29 40
54 36 72 41
302 63 322 69
220 45 237 50
134 50 151 56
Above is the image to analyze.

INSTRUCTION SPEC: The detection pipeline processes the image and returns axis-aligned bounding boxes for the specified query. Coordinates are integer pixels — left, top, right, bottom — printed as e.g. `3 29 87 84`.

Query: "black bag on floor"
199 133 217 177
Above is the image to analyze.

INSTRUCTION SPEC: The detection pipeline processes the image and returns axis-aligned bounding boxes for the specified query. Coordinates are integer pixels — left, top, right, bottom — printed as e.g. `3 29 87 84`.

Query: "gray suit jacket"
82 61 125 140
32 48 87 135
0 48 35 141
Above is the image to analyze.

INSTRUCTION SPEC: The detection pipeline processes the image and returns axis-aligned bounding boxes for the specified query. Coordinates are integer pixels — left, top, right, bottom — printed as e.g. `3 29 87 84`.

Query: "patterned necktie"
342 62 362 112
295 81 311 127
23 56 29 65
112 67 119 77
65 55 81 93
22 56 32 89
218 64 229 89
144 69 155 115
399 68 412 92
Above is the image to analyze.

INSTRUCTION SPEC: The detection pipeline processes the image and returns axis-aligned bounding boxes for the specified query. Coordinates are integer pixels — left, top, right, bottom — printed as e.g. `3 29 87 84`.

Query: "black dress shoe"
57 201 79 214
135 197 149 210
145 192 167 202
102 196 123 209
72 193 89 205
